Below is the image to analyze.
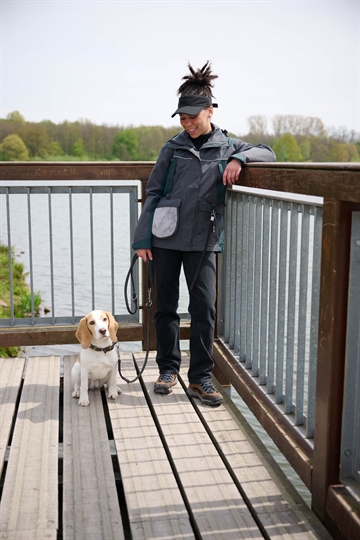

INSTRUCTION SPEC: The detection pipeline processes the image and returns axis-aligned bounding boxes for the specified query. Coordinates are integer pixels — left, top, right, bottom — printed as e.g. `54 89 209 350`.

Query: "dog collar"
90 341 117 354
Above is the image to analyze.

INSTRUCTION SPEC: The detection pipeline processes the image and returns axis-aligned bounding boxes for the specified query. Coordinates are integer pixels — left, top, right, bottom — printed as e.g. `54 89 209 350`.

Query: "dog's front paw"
72 390 80 398
78 397 89 407
108 387 119 400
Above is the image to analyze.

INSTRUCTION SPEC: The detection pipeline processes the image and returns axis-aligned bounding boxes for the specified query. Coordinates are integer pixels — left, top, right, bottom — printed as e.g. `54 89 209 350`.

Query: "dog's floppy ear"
76 316 92 349
106 312 118 342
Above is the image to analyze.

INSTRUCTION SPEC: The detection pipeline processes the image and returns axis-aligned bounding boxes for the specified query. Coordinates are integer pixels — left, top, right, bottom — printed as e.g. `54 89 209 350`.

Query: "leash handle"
124 253 139 314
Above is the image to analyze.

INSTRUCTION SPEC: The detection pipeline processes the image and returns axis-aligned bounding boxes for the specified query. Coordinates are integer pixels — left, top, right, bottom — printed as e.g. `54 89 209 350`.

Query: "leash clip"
146 287 152 307
211 209 216 232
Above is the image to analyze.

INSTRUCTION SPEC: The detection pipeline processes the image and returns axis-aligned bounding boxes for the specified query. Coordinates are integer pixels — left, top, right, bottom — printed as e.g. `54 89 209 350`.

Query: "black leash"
119 254 152 383
188 207 216 295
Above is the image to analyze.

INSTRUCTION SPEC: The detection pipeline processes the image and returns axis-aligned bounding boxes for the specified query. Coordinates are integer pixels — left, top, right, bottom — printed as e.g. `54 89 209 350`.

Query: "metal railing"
1 183 139 326
1 161 360 540
218 187 323 440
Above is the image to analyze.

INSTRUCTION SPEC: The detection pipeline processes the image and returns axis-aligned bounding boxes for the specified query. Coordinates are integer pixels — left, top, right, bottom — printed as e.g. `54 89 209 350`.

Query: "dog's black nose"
99 328 107 335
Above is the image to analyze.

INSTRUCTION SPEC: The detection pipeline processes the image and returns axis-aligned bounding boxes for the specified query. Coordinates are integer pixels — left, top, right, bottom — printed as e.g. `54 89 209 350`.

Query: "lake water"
0 184 312 507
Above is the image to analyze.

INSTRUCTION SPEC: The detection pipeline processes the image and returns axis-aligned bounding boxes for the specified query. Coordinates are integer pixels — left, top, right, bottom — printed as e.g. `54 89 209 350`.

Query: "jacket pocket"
152 197 182 238
193 200 224 247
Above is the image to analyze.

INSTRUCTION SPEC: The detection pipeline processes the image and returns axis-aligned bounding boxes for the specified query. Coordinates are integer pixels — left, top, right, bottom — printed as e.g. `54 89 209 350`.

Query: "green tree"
71 138 85 158
0 134 30 160
310 137 330 162
348 144 360 162
112 129 138 160
6 110 26 124
17 123 50 157
299 138 311 161
47 141 64 156
272 133 303 162
137 126 165 160
329 140 359 162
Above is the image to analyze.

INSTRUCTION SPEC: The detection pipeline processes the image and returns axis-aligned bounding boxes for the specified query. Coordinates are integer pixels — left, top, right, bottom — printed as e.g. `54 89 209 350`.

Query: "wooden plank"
239 166 360 203
188 377 332 538
0 162 155 182
63 355 124 540
137 352 263 540
108 353 194 540
212 341 313 489
0 357 25 476
0 356 60 540
0 324 143 348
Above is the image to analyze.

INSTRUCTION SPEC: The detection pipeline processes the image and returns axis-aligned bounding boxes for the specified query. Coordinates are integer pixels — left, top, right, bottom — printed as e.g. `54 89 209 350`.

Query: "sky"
1 0 359 136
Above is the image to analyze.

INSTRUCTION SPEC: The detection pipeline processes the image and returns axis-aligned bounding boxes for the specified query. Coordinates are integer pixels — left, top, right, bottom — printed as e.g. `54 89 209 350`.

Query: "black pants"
151 247 216 384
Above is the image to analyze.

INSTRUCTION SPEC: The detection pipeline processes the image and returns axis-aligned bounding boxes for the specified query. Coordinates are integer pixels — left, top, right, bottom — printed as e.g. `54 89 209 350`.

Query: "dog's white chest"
86 349 117 379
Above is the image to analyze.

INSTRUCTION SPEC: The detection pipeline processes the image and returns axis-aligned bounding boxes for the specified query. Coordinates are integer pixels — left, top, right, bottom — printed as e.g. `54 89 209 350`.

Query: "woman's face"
179 107 213 138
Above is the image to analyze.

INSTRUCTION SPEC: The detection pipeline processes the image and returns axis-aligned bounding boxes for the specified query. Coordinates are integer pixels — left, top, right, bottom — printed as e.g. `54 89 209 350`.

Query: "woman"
133 61 276 406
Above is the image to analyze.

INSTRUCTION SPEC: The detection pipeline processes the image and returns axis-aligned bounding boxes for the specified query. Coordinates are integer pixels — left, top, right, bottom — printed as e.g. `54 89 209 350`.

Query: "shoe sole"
187 388 223 406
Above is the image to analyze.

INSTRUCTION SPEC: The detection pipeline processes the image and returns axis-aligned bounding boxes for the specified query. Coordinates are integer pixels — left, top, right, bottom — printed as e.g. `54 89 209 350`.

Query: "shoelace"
158 373 174 383
199 381 216 394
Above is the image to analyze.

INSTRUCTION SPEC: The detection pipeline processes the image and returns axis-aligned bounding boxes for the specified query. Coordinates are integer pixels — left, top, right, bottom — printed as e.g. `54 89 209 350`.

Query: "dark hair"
177 61 218 98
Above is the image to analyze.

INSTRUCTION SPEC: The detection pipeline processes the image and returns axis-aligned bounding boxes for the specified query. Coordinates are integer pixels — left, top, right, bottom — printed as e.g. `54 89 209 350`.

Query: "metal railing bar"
285 203 299 414
268 200 279 394
228 194 237 349
230 195 239 350
5 188 15 324
48 187 56 323
89 187 95 310
240 194 249 361
110 188 115 315
259 198 270 386
307 205 322 438
235 195 243 356
245 195 255 369
275 201 288 404
223 193 232 344
68 187 75 323
26 188 35 324
252 197 262 377
295 204 310 426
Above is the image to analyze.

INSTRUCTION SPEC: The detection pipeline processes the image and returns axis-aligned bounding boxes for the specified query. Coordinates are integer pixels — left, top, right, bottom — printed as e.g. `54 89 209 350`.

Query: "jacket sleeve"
132 144 173 250
230 139 276 164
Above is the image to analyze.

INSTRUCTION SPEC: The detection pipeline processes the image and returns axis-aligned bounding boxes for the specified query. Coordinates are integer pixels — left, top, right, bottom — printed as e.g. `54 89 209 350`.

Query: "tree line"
0 110 359 162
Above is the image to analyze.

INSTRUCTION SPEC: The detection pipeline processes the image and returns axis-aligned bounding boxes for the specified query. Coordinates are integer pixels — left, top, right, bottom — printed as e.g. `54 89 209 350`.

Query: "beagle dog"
72 309 120 407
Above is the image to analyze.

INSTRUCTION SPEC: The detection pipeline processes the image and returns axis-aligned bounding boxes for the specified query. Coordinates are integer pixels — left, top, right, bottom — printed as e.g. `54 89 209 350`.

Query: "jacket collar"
167 124 229 150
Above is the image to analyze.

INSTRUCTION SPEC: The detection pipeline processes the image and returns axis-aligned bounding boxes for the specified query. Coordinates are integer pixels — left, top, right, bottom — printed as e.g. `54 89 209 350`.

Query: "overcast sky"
1 0 358 136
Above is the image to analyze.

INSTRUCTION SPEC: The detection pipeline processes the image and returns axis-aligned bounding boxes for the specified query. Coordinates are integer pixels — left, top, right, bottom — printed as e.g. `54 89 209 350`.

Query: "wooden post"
312 199 353 521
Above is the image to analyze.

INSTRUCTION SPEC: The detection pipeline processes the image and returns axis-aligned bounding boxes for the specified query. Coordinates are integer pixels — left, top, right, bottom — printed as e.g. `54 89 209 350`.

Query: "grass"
0 243 42 357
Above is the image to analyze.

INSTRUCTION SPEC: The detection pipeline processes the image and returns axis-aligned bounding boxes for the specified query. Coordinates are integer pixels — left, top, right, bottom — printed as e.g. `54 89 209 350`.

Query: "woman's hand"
222 159 242 185
136 249 153 262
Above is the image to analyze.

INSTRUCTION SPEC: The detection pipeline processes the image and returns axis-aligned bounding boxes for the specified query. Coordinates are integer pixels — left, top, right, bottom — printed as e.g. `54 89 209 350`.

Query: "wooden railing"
1 161 360 540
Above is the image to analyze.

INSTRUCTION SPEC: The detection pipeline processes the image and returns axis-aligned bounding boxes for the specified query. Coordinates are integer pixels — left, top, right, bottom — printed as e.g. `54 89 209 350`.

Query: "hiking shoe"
187 381 223 406
154 373 177 394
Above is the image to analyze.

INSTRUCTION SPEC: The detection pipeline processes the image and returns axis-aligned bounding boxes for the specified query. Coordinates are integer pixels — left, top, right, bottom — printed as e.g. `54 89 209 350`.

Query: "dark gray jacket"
132 125 275 252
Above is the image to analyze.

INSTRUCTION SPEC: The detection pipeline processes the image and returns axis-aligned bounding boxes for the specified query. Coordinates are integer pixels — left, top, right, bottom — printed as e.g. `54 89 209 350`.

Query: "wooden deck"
0 353 332 540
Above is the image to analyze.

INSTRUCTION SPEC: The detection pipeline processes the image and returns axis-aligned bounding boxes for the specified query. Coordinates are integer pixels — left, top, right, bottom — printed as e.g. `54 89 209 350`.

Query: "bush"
0 244 42 357
0 134 30 161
